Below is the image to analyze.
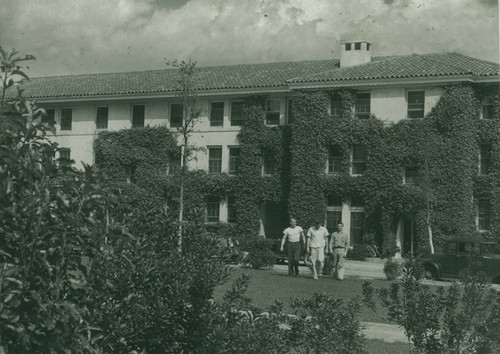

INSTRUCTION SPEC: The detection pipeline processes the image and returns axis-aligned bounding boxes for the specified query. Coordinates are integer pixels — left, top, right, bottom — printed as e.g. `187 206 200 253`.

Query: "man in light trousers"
306 222 329 280
329 222 350 280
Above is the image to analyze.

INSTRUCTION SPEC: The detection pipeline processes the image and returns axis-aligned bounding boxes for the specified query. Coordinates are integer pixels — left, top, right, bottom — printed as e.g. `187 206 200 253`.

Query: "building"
17 41 500 255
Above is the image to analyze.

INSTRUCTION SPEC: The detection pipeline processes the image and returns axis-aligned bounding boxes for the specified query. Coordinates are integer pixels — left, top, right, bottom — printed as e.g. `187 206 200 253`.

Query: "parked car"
420 239 500 283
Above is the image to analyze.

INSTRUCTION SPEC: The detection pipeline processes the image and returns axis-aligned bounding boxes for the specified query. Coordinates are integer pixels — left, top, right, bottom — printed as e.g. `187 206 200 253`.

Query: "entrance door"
402 218 417 256
262 201 287 239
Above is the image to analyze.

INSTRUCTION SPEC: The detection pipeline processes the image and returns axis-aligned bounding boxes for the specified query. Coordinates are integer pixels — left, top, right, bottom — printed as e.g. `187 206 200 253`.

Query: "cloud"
0 0 497 77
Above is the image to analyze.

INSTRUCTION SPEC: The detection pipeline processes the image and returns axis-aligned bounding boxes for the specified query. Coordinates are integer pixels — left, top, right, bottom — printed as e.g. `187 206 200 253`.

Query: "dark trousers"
287 241 301 276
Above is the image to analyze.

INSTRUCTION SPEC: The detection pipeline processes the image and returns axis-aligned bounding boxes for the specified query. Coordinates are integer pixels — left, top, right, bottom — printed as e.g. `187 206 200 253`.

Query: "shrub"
240 237 276 269
383 258 402 280
346 244 369 260
363 257 500 354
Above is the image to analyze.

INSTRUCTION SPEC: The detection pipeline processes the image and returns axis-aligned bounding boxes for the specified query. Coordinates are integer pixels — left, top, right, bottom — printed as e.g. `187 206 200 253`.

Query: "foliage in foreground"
0 93 366 353
362 257 500 354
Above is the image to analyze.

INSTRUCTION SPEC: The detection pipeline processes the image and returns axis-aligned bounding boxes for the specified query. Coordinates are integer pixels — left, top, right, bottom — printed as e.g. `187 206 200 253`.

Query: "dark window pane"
210 102 224 126
59 148 71 167
355 93 370 119
326 210 342 231
328 145 342 173
480 144 491 175
355 42 361 50
227 196 236 223
132 105 145 128
479 199 490 231
263 150 274 175
352 144 367 175
408 91 425 119
206 196 220 222
209 147 222 174
96 107 108 129
60 108 72 131
350 211 364 244
405 166 420 185
345 43 351 51
170 103 183 128
265 99 280 125
231 102 244 126
229 148 240 175
330 94 342 117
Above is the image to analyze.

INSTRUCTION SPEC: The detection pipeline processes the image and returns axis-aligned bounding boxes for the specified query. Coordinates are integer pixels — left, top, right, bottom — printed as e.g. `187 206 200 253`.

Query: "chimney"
340 40 372 68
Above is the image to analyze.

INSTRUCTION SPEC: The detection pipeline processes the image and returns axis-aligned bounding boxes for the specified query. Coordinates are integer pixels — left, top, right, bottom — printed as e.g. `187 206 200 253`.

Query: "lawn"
214 266 441 325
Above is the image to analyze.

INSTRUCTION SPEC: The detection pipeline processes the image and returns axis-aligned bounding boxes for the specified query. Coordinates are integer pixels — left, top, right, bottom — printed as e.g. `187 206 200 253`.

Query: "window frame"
228 147 241 175
209 101 224 127
264 99 281 125
477 198 491 232
354 92 370 119
479 144 492 176
58 147 71 167
170 103 184 128
230 101 244 126
42 108 56 125
403 165 420 185
481 91 496 120
327 144 342 174
351 144 367 176
350 198 365 245
262 149 274 176
326 195 342 232
407 90 425 119
330 93 342 118
208 146 222 174
60 108 73 131
206 196 220 223
95 106 109 130
131 104 145 128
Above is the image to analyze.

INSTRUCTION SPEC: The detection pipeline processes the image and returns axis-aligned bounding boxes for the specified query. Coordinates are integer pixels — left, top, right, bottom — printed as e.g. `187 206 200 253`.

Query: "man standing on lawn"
306 222 329 280
280 218 305 277
329 222 350 280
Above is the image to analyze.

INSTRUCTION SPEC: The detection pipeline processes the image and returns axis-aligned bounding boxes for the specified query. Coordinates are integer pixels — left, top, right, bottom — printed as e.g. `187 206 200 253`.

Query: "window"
210 102 224 127
227 196 236 223
287 99 294 124
170 103 183 128
351 144 367 175
355 92 370 119
328 145 342 174
330 94 342 118
262 150 274 175
480 144 491 175
407 91 425 119
354 42 361 50
446 241 457 253
350 197 365 244
404 166 420 185
206 196 220 222
168 152 181 175
478 198 490 231
230 101 244 126
60 108 72 131
265 99 280 125
345 43 352 51
228 147 240 175
132 105 145 128
96 107 108 129
482 91 496 119
208 147 222 174
326 195 342 231
59 148 71 167
42 108 55 125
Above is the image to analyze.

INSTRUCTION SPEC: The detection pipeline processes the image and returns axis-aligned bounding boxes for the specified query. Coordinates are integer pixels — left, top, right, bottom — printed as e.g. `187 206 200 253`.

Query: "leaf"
11 69 30 81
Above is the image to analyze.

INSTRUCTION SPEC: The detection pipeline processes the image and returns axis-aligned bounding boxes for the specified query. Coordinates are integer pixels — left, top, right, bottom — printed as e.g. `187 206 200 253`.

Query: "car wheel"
424 265 438 280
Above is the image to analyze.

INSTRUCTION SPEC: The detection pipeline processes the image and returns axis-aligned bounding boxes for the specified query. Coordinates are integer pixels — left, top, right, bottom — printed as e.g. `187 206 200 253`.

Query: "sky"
0 0 498 78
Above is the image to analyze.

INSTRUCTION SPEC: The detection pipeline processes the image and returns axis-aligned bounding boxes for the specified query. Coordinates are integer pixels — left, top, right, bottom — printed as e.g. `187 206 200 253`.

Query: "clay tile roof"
11 53 499 99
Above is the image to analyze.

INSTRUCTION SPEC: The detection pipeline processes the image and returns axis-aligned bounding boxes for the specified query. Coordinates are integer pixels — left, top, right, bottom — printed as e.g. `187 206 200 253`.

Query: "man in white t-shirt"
280 218 305 276
306 222 329 280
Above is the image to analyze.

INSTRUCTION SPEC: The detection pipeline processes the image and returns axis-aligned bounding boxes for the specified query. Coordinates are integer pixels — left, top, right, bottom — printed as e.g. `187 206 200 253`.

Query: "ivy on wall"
94 84 500 255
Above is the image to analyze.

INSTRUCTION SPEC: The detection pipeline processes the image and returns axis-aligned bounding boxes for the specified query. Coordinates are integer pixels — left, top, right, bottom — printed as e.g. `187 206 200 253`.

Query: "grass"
214 266 441 325
364 339 411 353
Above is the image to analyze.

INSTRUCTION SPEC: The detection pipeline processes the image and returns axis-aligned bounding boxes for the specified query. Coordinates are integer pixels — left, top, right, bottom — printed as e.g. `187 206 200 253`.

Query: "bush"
240 237 276 269
346 244 369 260
363 257 500 354
383 258 402 280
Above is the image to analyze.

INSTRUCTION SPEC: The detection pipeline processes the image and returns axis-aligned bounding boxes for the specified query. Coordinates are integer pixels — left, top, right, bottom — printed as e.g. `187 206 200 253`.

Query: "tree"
0 47 35 107
166 59 203 252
